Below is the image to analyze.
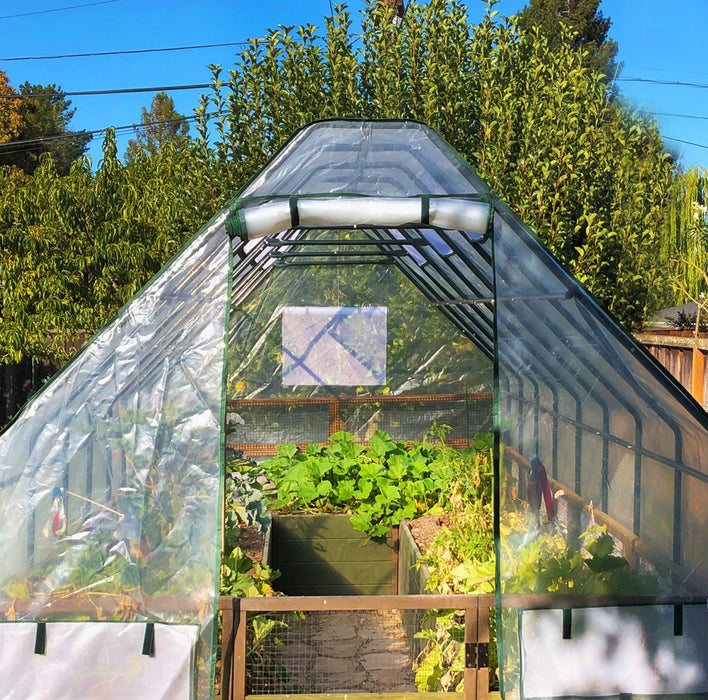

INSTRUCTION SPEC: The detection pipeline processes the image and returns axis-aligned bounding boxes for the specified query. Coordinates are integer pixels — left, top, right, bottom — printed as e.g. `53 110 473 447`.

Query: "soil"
406 512 451 554
237 525 266 562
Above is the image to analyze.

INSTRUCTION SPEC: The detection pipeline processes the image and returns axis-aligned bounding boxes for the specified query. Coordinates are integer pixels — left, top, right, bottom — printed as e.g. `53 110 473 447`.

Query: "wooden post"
220 597 235 700
391 525 399 594
464 600 478 700
477 597 491 700
329 398 341 435
233 601 248 700
464 597 491 700
692 346 705 406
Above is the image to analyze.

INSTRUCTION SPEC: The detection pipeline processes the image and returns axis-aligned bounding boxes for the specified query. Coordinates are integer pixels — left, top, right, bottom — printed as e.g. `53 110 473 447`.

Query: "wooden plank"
464 601 477 700
247 694 464 700
391 524 399 595
398 520 430 596
279 583 394 596
233 604 247 700
272 514 393 595
231 591 708 613
236 593 488 612
692 347 705 405
635 333 708 351
478 598 491 700
228 392 490 407
220 598 235 700
232 438 472 457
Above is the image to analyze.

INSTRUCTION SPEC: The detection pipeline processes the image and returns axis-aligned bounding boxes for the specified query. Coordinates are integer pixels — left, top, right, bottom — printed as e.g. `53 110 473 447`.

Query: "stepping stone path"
262 609 419 693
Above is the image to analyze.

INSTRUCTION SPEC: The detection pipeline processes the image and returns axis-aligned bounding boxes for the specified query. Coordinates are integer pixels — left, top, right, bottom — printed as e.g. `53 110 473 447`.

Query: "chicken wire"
246 609 423 694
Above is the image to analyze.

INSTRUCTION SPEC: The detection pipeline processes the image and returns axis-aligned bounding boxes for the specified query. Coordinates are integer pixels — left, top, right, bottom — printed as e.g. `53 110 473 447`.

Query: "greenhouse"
1 119 708 699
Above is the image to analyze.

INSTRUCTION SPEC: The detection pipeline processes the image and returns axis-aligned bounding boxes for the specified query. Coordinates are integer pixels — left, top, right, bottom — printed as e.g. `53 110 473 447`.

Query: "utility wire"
0 113 213 157
0 83 211 100
0 1 119 20
0 41 250 62
662 135 708 151
641 110 708 122
618 76 708 89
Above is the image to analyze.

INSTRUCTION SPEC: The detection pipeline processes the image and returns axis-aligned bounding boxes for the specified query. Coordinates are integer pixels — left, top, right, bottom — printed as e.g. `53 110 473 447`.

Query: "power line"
0 1 119 20
0 41 250 62
0 113 211 157
618 76 708 90
662 135 708 151
0 83 211 100
641 110 708 122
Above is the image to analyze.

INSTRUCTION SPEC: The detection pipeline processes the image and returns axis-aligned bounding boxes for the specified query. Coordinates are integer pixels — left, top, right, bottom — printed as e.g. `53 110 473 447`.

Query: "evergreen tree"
517 0 620 81
125 91 190 160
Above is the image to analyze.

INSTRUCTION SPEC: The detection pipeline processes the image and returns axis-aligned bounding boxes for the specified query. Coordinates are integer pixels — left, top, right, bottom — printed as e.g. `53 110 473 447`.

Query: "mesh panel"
247 610 421 694
341 396 492 443
227 401 331 447
226 394 493 455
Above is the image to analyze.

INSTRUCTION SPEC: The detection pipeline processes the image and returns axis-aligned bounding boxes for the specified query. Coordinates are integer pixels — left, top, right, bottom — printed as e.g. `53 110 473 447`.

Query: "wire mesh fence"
219 595 491 700
226 393 493 456
247 609 421 694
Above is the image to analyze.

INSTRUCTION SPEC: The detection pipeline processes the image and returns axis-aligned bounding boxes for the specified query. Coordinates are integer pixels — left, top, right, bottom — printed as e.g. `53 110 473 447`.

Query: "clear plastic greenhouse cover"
0 214 229 698
2 118 708 699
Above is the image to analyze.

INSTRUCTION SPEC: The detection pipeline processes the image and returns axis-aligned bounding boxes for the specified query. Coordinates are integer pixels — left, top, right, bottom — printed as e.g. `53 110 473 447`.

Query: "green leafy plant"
221 547 278 598
253 430 454 538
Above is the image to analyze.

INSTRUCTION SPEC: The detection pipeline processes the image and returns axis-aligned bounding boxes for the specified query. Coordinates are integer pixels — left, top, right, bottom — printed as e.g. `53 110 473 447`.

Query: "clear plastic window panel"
227 240 492 453
0 219 230 699
493 205 708 697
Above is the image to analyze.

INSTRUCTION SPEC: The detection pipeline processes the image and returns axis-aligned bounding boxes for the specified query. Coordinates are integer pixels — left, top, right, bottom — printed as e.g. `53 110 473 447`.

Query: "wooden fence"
636 332 708 411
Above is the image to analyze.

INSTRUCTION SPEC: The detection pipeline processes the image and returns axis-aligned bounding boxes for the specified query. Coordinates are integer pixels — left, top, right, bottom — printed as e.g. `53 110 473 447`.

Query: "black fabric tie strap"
34 622 46 655
142 622 155 656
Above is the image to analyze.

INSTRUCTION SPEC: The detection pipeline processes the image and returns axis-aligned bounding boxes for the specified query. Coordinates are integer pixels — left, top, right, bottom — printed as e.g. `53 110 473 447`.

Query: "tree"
517 0 619 81
662 167 708 303
197 0 673 327
125 91 190 160
0 130 224 365
0 0 681 369
0 82 91 175
0 69 22 145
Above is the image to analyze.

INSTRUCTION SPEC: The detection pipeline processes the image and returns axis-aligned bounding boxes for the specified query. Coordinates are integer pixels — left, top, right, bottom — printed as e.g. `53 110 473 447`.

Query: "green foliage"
221 547 278 597
415 609 466 691
0 0 686 369
517 0 619 82
193 0 676 329
0 130 228 364
224 455 272 546
661 167 708 305
411 439 495 692
502 522 659 595
0 69 22 144
254 430 452 538
0 82 91 175
125 91 190 161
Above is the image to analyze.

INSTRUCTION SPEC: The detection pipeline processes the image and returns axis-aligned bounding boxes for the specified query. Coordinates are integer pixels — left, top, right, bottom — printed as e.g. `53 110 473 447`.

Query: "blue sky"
1 0 707 170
